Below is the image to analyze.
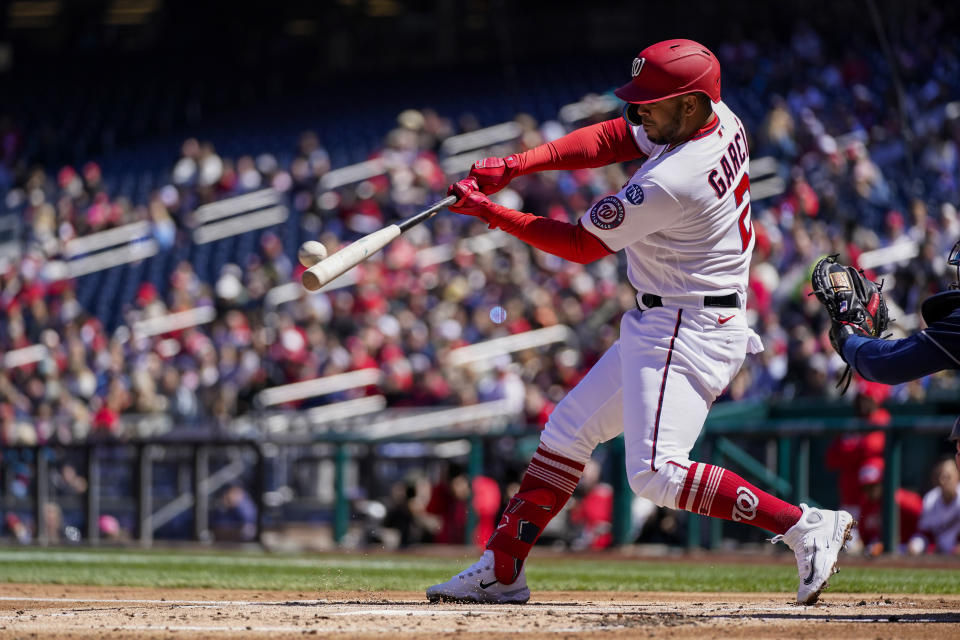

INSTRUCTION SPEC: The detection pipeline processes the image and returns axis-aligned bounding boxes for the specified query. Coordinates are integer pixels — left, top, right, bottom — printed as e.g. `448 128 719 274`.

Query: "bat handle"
397 194 459 232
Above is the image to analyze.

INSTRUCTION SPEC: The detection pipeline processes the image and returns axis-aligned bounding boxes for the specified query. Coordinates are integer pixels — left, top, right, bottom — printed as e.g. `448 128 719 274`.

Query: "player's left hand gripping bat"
300 195 457 292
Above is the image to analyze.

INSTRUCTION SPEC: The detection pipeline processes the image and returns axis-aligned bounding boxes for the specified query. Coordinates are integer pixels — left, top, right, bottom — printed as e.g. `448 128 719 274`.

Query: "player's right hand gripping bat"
300 195 457 292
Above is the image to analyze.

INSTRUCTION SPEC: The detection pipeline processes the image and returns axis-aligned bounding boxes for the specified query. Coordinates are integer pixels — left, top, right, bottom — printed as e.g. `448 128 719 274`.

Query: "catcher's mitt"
810 255 889 392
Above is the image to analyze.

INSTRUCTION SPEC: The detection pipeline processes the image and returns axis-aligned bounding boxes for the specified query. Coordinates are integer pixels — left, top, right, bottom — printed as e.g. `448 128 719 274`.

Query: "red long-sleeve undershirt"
515 117 645 174
461 118 640 263
476 201 612 264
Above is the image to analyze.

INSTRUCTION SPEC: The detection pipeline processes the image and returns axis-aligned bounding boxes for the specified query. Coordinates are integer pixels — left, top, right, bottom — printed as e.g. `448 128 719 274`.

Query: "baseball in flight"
298 240 328 267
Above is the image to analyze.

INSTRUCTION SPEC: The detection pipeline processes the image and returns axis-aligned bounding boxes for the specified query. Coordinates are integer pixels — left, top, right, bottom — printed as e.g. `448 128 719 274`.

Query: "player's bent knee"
628 466 685 509
540 419 599 463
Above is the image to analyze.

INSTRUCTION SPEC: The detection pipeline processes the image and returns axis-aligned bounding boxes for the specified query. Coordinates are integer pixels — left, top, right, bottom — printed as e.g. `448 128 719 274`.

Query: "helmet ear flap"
622 103 643 127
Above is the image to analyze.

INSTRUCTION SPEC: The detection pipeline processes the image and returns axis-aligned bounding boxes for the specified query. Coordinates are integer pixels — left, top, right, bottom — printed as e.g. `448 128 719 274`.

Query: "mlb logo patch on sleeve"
590 196 626 230
624 184 645 205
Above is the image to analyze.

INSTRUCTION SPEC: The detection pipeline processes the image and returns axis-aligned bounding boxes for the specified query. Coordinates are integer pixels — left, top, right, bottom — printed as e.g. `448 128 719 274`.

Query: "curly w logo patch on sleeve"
589 196 626 230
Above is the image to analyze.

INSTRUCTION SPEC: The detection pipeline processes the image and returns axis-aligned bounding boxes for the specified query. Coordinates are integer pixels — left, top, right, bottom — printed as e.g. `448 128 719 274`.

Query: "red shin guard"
678 462 802 535
487 446 583 584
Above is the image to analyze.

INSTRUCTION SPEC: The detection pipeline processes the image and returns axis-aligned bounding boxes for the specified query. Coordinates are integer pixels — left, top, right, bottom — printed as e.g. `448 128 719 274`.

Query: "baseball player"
427 39 853 606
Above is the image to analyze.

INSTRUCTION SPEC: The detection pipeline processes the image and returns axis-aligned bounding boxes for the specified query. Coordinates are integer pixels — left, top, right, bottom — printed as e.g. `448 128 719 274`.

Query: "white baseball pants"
540 305 762 508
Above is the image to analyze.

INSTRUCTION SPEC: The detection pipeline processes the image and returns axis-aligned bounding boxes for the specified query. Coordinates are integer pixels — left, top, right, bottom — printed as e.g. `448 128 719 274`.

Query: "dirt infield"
1 585 959 639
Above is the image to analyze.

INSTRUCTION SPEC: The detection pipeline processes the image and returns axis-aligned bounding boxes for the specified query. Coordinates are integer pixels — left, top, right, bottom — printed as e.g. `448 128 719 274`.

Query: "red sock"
486 445 583 583
677 462 801 534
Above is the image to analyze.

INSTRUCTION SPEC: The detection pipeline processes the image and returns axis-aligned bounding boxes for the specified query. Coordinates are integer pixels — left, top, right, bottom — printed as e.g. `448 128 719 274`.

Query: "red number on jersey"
733 174 752 253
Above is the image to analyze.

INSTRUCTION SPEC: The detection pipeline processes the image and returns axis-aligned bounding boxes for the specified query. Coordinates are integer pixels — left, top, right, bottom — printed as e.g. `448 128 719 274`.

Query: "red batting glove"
447 178 500 228
468 155 521 195
448 177 477 205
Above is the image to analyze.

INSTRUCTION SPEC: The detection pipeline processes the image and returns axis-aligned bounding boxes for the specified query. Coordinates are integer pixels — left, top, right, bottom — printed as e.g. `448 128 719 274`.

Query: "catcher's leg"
427 343 625 603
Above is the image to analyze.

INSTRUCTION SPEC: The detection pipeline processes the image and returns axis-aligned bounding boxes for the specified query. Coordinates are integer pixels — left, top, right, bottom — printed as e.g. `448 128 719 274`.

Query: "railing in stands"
3 410 953 551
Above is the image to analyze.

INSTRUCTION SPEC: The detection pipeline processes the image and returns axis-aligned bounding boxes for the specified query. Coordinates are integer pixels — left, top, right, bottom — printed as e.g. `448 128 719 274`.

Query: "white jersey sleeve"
579 178 684 253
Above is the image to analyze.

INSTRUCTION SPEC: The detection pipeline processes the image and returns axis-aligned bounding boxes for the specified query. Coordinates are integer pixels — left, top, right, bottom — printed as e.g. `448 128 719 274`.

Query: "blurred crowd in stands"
3 14 960 551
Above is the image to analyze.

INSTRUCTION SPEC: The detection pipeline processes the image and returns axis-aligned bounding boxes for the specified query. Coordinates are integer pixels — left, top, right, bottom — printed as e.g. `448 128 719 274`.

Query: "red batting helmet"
614 39 721 104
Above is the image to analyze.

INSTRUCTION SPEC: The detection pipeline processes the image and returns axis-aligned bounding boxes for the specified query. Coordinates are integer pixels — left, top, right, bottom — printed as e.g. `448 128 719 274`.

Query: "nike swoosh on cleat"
479 580 499 589
718 315 735 324
803 543 818 585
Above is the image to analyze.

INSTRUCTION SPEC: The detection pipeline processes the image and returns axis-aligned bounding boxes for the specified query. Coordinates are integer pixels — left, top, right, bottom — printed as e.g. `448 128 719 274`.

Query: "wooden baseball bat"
301 195 458 292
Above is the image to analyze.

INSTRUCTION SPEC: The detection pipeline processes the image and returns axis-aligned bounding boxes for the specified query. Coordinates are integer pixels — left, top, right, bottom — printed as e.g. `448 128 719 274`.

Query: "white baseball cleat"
426 550 530 604
771 503 855 605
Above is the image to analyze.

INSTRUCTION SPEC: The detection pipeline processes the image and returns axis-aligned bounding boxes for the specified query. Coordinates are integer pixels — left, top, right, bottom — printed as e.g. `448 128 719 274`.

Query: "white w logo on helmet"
631 57 645 77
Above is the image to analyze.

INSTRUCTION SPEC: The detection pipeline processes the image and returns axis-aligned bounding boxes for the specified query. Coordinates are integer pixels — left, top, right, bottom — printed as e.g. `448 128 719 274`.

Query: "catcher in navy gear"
814 244 960 469
822 243 960 385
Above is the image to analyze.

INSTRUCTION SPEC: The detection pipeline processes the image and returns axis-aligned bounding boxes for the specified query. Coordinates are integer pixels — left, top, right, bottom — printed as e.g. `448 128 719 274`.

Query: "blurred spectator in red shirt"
826 429 886 518
426 462 471 544
567 460 613 550
825 380 892 520
856 457 922 555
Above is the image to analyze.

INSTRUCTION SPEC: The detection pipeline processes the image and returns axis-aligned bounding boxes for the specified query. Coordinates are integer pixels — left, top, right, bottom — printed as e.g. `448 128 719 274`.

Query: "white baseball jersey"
541 101 762 511
917 486 960 553
580 100 753 301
